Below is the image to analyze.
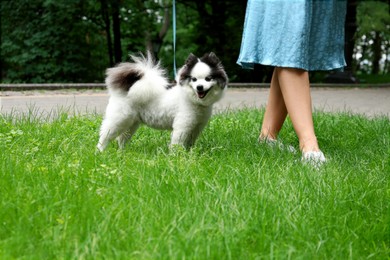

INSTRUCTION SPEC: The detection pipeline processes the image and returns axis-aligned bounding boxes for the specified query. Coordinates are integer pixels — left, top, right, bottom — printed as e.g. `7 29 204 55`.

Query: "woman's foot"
258 136 297 153
301 150 326 167
299 137 326 166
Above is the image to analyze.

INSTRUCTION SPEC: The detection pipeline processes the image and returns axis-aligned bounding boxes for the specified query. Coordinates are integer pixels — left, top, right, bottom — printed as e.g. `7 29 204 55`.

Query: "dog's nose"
197 85 204 91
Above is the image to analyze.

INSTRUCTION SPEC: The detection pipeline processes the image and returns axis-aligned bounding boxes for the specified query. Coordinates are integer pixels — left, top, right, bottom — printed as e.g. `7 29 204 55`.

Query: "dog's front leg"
170 127 195 149
170 124 204 149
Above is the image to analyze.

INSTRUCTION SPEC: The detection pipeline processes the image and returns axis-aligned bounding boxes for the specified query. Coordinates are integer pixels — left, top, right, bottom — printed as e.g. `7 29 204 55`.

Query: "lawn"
0 109 389 259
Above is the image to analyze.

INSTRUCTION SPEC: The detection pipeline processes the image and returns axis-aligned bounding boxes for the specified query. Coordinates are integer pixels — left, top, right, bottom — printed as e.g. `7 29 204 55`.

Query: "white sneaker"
259 137 297 153
302 151 326 167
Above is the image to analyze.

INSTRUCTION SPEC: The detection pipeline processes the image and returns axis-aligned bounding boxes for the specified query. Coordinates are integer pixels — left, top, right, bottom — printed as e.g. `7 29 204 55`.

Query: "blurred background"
0 0 389 84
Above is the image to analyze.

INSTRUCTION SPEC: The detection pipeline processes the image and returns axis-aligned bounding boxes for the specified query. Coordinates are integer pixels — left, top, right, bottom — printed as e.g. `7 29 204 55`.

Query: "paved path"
0 87 389 118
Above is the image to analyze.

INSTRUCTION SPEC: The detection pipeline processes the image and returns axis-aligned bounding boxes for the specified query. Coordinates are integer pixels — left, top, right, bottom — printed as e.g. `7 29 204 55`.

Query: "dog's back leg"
97 110 139 151
116 122 140 150
97 120 123 152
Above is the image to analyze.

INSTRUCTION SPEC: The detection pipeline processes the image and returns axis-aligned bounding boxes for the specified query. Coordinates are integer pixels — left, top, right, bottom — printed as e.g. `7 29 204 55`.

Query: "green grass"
0 109 389 259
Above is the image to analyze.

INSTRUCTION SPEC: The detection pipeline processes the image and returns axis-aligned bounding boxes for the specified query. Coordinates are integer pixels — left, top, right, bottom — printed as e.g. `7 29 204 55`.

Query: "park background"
1 0 389 84
0 1 389 259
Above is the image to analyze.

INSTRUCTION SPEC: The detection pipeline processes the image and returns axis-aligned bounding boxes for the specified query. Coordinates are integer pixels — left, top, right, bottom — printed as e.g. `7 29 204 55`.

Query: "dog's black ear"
185 53 198 66
208 52 219 62
204 53 228 89
178 53 199 86
201 52 221 67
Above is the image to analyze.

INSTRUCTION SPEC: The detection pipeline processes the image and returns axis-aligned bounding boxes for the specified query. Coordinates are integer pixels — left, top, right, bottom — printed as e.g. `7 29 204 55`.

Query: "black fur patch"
179 53 199 83
200 52 221 68
110 67 143 92
165 83 176 90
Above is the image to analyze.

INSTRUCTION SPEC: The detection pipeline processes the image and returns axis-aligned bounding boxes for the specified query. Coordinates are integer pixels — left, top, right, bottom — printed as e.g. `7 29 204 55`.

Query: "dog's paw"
169 144 188 154
96 143 105 152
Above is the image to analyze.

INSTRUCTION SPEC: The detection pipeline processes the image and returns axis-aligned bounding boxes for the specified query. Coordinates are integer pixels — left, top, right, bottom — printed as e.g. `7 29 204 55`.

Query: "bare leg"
260 68 288 140
275 67 320 152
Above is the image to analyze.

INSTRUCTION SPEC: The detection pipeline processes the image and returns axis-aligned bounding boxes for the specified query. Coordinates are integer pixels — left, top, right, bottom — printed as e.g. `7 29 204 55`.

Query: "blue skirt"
237 0 347 71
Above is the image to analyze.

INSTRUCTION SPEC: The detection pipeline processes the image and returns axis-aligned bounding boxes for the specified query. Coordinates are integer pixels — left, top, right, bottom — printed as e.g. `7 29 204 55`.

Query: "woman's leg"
275 67 320 152
259 68 288 140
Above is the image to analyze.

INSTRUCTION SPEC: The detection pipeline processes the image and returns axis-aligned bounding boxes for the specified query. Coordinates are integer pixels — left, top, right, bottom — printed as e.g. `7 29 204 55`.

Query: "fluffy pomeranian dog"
97 52 228 151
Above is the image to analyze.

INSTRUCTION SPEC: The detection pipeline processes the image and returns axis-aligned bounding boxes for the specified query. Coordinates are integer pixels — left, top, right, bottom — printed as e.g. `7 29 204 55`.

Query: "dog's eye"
191 77 197 82
205 76 213 82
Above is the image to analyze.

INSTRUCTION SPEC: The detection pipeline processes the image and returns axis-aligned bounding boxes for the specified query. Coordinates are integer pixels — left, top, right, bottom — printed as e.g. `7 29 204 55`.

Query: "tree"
345 0 358 73
111 0 122 64
355 1 390 74
100 0 114 66
0 0 109 82
167 0 248 81
0 7 3 82
1 0 388 83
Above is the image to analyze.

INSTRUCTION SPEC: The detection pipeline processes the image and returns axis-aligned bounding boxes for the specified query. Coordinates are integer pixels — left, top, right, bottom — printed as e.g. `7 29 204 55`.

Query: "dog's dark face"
178 53 228 106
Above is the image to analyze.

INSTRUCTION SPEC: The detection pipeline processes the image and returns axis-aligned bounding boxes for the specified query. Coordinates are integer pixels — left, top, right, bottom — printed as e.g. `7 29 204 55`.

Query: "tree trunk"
210 0 226 52
385 45 390 74
345 0 357 73
372 31 382 74
0 12 2 82
101 0 114 66
111 0 122 64
194 0 227 54
146 6 170 59
194 0 208 53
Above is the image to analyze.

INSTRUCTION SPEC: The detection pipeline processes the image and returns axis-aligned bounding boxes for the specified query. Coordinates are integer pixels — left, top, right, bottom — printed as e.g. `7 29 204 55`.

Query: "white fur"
97 53 227 151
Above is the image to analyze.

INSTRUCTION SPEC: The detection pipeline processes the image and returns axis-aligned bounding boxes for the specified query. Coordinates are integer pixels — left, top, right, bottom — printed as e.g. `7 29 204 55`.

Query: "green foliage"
159 0 248 81
357 1 389 33
1 0 389 82
355 1 390 74
0 109 389 258
1 0 108 83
